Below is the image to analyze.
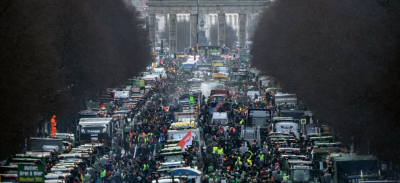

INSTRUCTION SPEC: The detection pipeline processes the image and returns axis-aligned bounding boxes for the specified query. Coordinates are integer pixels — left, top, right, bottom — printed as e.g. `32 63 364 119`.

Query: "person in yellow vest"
217 145 224 155
213 146 218 154
247 158 253 167
100 168 106 180
235 157 242 167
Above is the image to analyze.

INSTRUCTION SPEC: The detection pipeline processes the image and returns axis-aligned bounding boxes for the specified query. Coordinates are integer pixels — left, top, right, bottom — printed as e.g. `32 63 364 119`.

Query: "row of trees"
160 20 238 52
251 0 400 160
0 0 151 158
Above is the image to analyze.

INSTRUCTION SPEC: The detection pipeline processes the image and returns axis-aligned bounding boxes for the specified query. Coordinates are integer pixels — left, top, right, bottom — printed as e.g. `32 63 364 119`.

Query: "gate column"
169 14 177 56
239 13 247 55
218 14 225 47
190 14 197 48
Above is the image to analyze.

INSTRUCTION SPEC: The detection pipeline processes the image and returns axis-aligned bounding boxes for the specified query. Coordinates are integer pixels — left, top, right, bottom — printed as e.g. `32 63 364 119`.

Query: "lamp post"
195 0 199 61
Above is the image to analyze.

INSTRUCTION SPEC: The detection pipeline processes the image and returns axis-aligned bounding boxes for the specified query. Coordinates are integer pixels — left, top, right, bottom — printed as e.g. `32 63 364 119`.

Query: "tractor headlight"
81 128 85 133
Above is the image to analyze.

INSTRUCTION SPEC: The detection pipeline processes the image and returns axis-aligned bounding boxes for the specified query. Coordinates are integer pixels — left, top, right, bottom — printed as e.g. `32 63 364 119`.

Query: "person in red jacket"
51 115 57 137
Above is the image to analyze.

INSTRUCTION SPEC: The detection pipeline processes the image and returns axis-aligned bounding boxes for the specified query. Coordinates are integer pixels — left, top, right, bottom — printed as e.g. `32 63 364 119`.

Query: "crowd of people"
87 57 276 183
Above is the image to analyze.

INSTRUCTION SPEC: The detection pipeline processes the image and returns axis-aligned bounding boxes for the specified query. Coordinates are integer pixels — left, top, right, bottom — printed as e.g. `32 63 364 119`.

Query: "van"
211 112 229 125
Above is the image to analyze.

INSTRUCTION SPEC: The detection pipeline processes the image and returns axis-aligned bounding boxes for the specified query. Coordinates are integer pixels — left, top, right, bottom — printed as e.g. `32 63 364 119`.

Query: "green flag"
189 96 194 104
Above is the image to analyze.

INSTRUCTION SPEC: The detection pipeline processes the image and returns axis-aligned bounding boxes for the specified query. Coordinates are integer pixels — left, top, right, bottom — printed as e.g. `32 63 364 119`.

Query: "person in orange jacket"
51 115 57 136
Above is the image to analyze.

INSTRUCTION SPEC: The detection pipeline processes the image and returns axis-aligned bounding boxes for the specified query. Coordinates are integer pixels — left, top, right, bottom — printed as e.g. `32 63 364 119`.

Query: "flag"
99 101 105 109
189 96 194 104
177 130 192 151
113 107 117 113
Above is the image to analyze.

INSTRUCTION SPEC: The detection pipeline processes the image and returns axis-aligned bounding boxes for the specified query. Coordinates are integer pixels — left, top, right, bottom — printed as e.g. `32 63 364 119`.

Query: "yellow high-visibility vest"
247 159 253 166
213 147 218 153
218 148 224 154
100 170 106 178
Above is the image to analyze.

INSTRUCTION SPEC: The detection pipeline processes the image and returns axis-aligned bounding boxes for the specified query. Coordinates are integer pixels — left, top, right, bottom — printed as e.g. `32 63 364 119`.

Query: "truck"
174 112 196 122
230 72 247 86
151 167 203 183
170 121 198 130
271 152 310 182
111 90 130 99
196 63 212 72
212 60 224 72
241 109 272 145
330 155 380 183
210 90 229 102
286 160 315 183
177 93 191 105
274 93 297 107
29 137 64 153
167 129 202 160
76 118 113 146
214 66 230 78
54 133 75 148
271 117 300 139
182 62 196 74
211 73 229 83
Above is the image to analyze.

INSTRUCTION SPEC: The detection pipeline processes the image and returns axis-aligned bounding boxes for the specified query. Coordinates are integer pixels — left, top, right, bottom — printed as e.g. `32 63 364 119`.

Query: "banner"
177 130 192 151
139 79 145 87
18 164 45 182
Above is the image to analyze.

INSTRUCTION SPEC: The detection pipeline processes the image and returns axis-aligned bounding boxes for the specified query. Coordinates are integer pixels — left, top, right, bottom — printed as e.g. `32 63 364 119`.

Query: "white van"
211 112 229 125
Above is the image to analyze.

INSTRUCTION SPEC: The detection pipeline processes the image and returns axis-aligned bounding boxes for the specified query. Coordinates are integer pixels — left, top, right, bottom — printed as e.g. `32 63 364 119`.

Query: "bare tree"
0 0 151 159
251 0 400 160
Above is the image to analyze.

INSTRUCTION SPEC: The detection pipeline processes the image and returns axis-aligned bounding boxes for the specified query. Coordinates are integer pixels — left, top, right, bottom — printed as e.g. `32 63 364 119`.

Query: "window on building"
214 15 217 23
210 15 213 24
229 15 233 26
234 15 237 26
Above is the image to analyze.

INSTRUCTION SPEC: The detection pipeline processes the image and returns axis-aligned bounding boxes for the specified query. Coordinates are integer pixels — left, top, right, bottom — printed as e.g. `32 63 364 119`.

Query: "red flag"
177 130 192 151
242 108 247 115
